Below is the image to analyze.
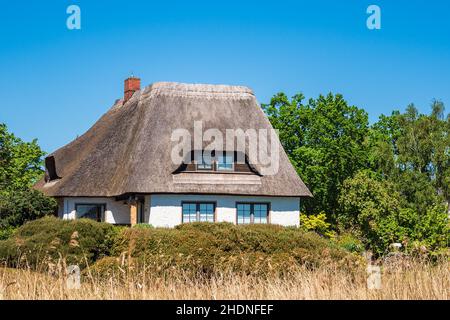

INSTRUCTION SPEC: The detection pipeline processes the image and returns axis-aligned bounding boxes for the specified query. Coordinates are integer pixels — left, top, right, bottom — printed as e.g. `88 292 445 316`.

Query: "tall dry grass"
0 260 448 300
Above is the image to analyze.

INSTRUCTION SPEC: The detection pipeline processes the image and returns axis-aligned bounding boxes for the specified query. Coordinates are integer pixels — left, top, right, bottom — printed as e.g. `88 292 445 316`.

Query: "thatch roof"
34 82 312 198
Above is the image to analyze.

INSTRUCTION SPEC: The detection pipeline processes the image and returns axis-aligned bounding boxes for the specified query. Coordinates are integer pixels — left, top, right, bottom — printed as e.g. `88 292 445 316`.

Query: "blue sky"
0 0 449 153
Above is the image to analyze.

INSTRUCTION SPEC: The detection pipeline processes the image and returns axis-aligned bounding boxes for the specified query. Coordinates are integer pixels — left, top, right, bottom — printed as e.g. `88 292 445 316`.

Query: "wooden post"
130 202 137 226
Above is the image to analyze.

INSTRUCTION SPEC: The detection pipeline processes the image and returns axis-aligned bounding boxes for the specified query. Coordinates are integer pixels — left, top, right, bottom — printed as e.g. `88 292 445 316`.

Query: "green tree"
338 171 401 253
264 92 449 255
369 102 449 213
0 123 56 230
263 93 369 222
367 111 402 178
339 171 449 255
0 123 45 193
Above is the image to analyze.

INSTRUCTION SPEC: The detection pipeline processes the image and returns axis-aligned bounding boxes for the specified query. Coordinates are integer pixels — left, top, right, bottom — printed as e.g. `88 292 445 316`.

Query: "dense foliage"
300 212 334 238
0 124 44 192
263 93 369 222
0 124 56 230
0 217 118 269
0 189 57 229
339 171 449 254
264 95 449 255
0 219 361 276
112 222 361 276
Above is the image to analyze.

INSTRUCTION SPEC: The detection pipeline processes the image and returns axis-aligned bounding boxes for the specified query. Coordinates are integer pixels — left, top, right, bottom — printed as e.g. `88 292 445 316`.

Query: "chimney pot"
124 77 141 102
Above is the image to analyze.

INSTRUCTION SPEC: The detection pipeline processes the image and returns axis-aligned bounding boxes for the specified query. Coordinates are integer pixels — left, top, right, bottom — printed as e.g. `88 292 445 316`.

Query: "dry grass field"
0 219 447 300
0 260 448 300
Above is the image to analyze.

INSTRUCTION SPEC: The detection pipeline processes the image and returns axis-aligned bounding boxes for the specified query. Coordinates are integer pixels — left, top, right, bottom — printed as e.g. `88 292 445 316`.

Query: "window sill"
177 170 255 175
173 172 262 185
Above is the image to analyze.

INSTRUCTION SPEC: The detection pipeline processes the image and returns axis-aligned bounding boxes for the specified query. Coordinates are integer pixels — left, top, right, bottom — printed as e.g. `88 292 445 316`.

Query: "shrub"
87 256 123 278
0 189 57 228
338 171 450 255
334 233 365 254
0 226 17 240
110 222 362 277
300 212 334 238
0 216 118 269
0 218 364 277
132 223 154 229
411 205 449 252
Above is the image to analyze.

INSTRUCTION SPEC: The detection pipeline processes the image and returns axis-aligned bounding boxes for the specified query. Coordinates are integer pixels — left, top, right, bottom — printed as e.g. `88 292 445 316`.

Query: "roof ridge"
144 82 254 97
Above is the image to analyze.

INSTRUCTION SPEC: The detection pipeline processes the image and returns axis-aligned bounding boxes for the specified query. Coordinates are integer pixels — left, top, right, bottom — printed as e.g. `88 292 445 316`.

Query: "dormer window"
44 156 61 182
174 150 259 175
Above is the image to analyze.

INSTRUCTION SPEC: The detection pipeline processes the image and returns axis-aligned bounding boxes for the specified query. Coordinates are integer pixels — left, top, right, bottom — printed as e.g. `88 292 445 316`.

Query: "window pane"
199 204 207 222
254 204 268 224
237 203 268 225
199 203 214 222
182 203 197 223
197 152 212 170
237 204 251 224
218 154 233 171
76 204 102 221
183 202 214 223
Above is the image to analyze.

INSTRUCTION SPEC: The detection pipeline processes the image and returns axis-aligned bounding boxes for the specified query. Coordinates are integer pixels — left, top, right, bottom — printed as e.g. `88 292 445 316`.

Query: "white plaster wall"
149 194 300 228
60 195 300 227
62 197 130 224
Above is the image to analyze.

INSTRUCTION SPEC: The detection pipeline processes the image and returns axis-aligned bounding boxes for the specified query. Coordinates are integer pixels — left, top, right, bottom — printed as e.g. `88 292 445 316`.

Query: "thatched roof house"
35 78 311 227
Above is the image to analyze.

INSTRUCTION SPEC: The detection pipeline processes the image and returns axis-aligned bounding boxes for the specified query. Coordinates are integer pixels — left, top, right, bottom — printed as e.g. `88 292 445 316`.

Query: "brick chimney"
124 76 141 102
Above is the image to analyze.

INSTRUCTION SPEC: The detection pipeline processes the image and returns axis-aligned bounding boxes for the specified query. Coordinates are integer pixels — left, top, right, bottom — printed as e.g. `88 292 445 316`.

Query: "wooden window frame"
75 203 106 222
236 202 270 225
181 201 217 223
